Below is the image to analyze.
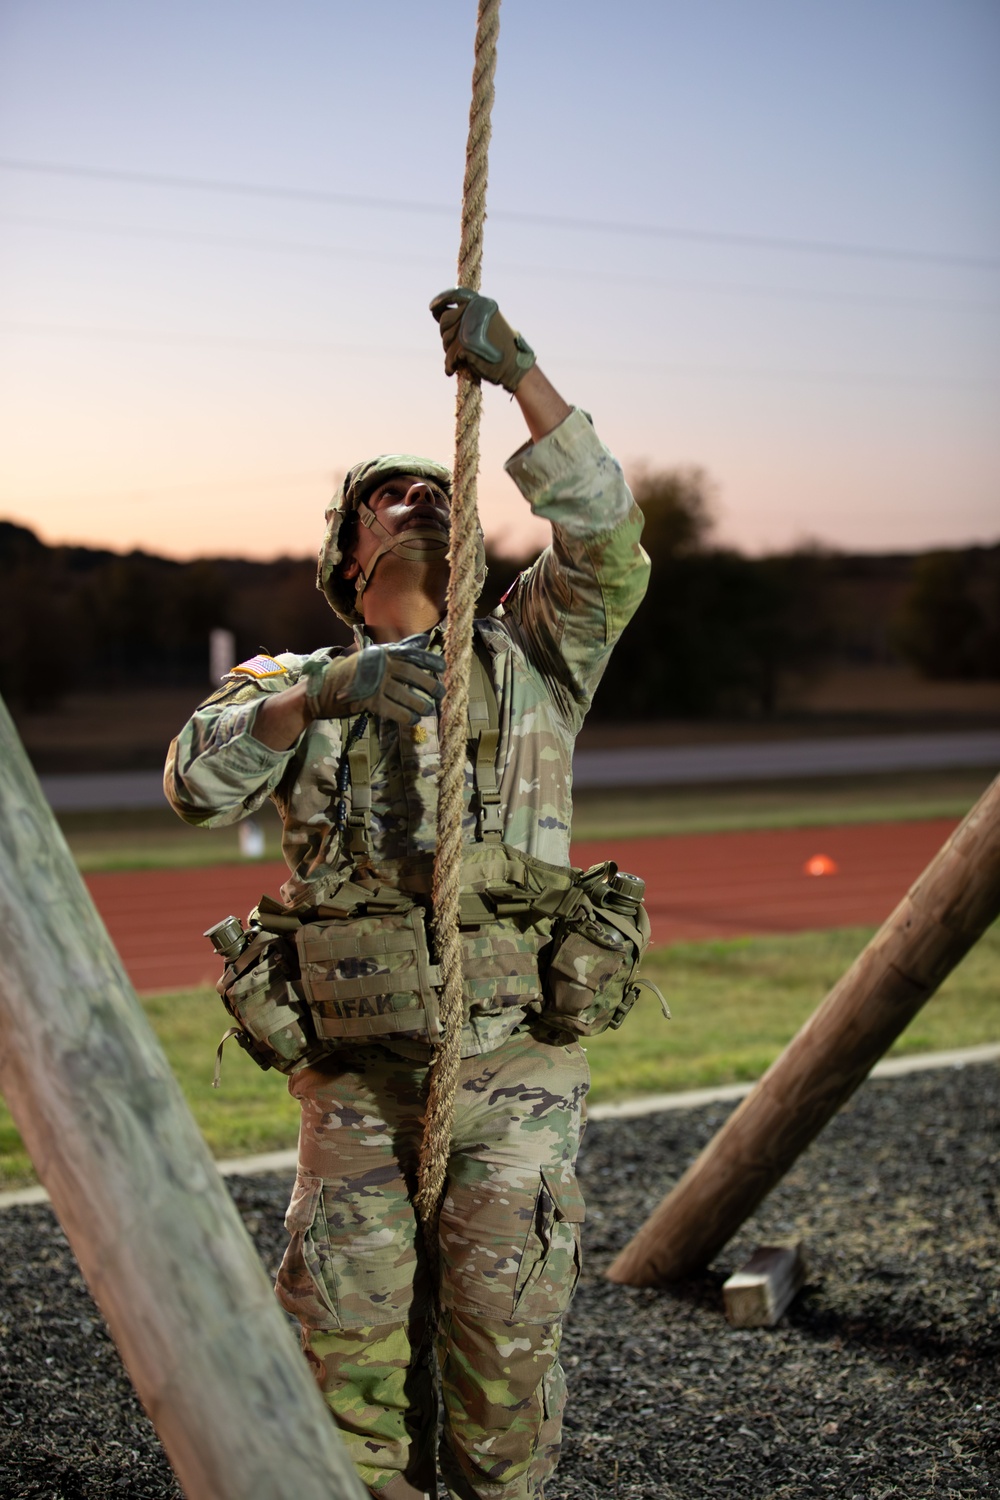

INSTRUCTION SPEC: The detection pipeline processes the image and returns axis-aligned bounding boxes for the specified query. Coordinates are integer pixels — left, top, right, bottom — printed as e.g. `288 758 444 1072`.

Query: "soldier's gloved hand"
430 287 536 392
302 643 445 726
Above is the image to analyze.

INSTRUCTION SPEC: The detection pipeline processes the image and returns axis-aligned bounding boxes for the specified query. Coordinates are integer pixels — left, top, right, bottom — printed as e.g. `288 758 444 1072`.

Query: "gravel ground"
1 1062 997 1499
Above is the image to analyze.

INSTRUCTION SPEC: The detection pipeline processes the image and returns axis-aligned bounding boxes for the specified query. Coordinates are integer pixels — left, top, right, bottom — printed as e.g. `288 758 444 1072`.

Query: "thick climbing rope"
415 0 501 1235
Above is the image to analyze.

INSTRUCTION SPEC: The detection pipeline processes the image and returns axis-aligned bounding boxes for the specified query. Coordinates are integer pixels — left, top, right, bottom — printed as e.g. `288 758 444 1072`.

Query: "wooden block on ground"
723 1241 807 1327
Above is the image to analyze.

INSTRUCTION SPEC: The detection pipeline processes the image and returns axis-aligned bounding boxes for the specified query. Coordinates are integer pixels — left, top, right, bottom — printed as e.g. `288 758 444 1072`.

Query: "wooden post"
607 771 1000 1288
0 695 366 1500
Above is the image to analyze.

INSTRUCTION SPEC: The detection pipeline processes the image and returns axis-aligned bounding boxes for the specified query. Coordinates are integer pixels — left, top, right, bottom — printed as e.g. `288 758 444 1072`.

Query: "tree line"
2 473 998 719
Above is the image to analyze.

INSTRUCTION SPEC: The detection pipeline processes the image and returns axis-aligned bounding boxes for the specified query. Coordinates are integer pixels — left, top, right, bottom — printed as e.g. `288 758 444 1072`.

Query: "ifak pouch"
205 889 449 1080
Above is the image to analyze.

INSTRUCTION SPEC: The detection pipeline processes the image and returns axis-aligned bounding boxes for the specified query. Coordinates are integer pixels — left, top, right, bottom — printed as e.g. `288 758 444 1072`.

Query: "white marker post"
209 627 236 685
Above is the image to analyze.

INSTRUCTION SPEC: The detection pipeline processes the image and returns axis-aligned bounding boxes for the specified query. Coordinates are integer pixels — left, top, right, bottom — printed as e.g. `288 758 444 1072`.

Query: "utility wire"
3 212 996 315
1 157 997 271
1 320 994 391
4 471 334 510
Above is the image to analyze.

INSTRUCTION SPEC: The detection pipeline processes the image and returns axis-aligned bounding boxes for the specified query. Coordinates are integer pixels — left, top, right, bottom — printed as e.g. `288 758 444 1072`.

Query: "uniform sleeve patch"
225 653 288 680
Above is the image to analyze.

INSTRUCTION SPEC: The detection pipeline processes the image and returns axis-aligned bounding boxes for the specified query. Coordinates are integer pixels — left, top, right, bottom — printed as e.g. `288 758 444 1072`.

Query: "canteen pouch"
543 864 652 1037
217 927 322 1076
295 905 445 1043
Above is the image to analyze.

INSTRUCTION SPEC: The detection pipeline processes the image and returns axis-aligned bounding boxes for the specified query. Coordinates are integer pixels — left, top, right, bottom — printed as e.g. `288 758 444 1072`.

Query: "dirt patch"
1 1062 996 1498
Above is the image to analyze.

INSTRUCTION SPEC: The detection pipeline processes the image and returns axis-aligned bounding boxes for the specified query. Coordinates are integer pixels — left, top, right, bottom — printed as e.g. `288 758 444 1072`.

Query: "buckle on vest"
475 789 503 840
346 813 370 855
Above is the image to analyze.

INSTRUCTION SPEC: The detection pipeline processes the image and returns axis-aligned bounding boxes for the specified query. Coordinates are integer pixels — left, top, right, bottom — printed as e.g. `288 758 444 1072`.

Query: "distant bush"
589 470 835 719
3 501 997 721
0 519 351 709
892 549 1000 680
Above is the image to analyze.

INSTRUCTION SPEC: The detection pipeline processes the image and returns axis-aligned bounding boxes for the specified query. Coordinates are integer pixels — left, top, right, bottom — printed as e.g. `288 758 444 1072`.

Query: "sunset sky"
1 0 997 563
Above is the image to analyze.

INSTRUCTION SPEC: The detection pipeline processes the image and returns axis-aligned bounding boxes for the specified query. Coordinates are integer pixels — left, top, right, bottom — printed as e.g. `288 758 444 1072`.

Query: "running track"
83 819 959 993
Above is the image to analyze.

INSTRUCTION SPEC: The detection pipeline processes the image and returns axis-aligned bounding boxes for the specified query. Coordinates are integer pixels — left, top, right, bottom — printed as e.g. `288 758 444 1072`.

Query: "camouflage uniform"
165 408 649 1498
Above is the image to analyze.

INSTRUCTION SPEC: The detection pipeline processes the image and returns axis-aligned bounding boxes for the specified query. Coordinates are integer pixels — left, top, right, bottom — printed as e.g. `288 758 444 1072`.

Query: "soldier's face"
367 476 450 533
344 475 450 576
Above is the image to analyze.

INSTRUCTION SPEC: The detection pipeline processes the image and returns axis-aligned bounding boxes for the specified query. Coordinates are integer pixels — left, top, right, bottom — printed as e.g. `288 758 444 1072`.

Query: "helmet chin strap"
353 501 450 602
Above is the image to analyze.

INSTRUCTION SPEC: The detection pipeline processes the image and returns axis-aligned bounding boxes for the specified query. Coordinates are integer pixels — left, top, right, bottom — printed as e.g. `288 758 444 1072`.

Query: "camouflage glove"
430 287 536 392
302 643 444 726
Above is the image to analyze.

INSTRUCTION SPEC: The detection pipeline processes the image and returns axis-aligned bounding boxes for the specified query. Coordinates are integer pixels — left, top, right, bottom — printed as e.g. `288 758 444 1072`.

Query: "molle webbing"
346 730 373 856
342 633 502 857
268 640 582 1045
467 637 502 842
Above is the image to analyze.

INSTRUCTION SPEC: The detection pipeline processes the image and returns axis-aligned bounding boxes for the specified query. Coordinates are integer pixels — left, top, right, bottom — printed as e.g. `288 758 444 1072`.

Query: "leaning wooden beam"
0 695 365 1500
607 770 1000 1288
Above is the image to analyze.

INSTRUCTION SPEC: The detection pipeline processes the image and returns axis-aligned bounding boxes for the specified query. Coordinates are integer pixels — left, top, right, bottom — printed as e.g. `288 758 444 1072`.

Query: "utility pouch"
295 904 444 1044
208 915 323 1079
543 863 663 1037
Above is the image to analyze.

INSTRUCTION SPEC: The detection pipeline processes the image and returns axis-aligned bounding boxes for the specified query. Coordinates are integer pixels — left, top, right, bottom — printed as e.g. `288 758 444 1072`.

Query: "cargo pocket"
276 1172 417 1332
275 1173 340 1331
512 1168 586 1324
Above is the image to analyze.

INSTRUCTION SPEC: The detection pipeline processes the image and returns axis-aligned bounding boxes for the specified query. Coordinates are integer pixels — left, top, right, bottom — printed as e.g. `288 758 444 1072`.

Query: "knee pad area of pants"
437 1311 566 1498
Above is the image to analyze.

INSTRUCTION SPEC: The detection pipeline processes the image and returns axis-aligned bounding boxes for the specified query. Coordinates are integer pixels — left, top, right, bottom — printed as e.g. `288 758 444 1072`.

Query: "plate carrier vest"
208 638 657 1078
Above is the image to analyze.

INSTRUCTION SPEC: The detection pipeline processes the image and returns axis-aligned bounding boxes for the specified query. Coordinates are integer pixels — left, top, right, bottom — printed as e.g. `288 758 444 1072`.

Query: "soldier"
165 289 650 1500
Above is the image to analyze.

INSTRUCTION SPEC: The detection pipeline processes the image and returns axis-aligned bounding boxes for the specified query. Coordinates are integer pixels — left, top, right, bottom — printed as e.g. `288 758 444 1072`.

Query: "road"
570 729 1000 788
41 730 1000 809
84 816 959 992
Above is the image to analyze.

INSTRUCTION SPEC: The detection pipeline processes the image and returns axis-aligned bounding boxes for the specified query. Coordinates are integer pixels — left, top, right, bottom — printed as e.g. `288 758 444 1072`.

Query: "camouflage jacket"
164 408 649 1056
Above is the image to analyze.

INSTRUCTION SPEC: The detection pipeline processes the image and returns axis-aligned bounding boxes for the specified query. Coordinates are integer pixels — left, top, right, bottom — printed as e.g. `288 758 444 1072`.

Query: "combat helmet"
317 453 487 625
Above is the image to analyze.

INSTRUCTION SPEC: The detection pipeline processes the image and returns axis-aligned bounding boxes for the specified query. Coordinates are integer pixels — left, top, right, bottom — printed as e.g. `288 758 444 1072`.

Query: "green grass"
587 920 1000 1099
0 987 301 1190
60 767 994 873
60 803 286 873
2 921 997 1190
570 766 994 841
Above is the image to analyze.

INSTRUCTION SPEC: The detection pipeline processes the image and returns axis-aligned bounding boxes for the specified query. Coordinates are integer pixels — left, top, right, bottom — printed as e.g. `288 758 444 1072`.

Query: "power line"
2 320 995 391
2 470 333 510
0 320 394 356
3 213 996 316
2 157 997 271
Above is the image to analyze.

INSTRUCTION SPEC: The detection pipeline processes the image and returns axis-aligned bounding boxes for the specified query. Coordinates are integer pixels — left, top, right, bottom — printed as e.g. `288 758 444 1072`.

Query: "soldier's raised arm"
431 286 650 728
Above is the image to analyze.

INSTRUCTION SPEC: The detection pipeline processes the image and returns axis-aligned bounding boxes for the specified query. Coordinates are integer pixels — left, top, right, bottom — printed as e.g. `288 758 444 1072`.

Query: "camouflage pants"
275 1027 589 1499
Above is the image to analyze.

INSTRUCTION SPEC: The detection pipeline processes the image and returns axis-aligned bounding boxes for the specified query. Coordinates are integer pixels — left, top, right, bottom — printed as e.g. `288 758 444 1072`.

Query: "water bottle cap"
609 871 645 903
205 915 244 957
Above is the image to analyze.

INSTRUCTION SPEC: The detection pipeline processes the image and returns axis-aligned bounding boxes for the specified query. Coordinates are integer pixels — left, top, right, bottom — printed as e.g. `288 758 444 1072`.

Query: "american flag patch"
226 653 287 680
